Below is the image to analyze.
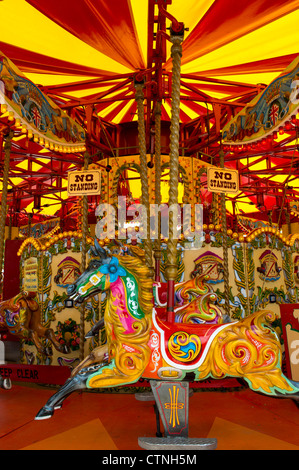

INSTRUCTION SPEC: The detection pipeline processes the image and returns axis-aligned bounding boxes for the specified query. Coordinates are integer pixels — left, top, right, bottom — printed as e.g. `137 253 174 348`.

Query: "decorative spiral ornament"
168 331 201 363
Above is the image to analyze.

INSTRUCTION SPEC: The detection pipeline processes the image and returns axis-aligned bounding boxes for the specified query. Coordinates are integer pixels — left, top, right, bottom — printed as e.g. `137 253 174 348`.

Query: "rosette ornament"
99 257 126 283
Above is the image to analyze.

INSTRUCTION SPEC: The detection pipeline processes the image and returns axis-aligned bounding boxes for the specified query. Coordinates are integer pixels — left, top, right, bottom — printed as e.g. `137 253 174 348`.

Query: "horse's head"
66 239 126 304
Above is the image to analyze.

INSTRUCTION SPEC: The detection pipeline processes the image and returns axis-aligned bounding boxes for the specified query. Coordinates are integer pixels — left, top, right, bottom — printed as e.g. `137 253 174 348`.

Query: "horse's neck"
0 295 22 325
107 276 145 334
0 294 21 312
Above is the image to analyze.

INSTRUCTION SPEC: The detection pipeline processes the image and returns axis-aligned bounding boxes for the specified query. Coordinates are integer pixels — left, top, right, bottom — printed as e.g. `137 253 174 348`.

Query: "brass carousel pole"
166 28 184 322
154 101 162 281
79 150 90 361
219 145 230 317
0 130 13 287
134 76 153 276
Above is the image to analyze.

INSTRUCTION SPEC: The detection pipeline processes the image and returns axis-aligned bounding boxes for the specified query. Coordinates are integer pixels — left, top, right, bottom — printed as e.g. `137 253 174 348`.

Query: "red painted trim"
0 364 71 385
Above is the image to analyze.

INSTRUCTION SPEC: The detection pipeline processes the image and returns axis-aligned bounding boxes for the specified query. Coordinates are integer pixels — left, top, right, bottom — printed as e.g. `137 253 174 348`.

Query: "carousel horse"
35 241 299 420
0 291 70 356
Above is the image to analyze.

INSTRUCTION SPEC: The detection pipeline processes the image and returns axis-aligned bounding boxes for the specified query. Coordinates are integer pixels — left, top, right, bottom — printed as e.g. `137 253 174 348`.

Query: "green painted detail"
121 270 145 319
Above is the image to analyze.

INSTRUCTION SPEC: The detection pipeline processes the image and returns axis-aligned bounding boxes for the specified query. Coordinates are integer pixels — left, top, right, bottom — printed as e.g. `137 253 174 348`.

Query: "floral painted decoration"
55 319 80 351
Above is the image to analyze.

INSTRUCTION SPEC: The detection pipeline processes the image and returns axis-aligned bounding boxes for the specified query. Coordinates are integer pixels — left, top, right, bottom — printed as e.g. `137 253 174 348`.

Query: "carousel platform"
0 383 298 451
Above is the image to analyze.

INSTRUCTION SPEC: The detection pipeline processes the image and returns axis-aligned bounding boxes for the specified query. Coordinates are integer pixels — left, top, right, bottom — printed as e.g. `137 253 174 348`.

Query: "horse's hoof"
35 406 54 420
0 378 12 390
85 330 94 338
3 378 12 390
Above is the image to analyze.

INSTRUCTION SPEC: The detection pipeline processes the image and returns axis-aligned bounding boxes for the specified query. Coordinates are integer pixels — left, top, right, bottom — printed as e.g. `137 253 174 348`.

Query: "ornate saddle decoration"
152 311 231 370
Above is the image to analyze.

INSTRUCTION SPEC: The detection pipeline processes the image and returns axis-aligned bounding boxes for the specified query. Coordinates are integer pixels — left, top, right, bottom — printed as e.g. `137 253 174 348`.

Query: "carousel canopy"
0 0 299 230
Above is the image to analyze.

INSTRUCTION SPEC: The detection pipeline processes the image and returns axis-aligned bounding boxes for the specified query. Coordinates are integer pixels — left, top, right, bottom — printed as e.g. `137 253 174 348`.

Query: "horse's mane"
116 254 153 318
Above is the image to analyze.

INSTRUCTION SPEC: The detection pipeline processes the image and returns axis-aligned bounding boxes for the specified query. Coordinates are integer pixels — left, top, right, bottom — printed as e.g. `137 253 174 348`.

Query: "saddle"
152 308 231 369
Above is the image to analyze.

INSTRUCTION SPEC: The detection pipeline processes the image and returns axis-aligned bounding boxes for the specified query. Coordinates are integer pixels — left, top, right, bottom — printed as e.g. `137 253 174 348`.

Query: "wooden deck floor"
1 383 299 451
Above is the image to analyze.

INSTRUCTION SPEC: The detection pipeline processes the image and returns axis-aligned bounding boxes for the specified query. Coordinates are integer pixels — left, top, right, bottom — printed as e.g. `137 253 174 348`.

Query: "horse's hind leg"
71 344 108 377
35 363 105 420
35 374 87 420
34 325 70 355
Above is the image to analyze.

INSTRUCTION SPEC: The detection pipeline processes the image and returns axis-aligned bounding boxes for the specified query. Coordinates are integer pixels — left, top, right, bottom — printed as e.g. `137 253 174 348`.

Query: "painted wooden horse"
35 242 299 419
0 291 70 356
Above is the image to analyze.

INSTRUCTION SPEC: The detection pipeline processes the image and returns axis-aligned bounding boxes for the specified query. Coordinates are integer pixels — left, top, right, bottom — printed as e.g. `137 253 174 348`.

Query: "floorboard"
0 384 299 450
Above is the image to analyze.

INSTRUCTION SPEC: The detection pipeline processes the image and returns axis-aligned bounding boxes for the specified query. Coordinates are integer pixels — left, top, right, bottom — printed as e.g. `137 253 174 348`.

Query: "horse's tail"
197 309 299 397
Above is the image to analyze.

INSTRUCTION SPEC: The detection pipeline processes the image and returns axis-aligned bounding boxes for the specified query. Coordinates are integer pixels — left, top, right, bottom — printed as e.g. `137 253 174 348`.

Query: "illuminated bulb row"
32 133 86 153
289 233 299 246
203 224 222 231
17 237 40 256
245 227 289 244
0 105 86 153
224 115 298 153
290 210 299 217
17 232 94 256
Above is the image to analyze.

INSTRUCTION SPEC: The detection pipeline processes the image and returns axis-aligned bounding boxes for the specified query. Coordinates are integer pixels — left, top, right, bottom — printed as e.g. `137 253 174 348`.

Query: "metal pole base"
135 389 193 402
138 436 217 450
137 381 217 450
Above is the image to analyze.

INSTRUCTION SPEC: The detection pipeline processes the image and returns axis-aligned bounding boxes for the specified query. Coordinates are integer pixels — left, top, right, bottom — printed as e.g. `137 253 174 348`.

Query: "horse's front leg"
0 374 12 390
33 324 70 355
71 344 108 377
44 327 70 354
35 362 106 420
29 329 51 356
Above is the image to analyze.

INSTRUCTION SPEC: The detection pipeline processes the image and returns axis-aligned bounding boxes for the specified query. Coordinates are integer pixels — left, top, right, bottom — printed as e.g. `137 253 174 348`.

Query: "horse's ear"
94 238 106 255
91 238 110 260
90 245 98 257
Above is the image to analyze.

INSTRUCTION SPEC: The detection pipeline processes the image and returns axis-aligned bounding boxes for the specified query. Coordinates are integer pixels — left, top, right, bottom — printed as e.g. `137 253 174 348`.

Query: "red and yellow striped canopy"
0 0 298 221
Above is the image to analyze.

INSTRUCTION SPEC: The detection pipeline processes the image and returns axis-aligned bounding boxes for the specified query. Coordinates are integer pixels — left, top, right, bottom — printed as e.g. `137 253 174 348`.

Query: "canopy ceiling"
0 0 299 229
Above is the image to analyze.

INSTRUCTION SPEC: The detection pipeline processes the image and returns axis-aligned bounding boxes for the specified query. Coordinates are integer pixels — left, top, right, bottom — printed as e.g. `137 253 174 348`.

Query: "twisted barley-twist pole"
154 101 162 281
135 81 153 276
166 35 183 321
219 149 230 317
79 151 90 361
0 130 13 287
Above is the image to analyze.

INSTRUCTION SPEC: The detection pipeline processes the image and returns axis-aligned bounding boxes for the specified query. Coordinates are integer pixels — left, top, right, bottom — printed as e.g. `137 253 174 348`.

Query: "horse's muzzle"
66 284 77 295
67 292 84 304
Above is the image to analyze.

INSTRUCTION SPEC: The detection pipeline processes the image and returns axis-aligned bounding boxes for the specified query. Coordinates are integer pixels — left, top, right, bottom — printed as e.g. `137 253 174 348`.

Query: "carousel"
0 0 299 451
